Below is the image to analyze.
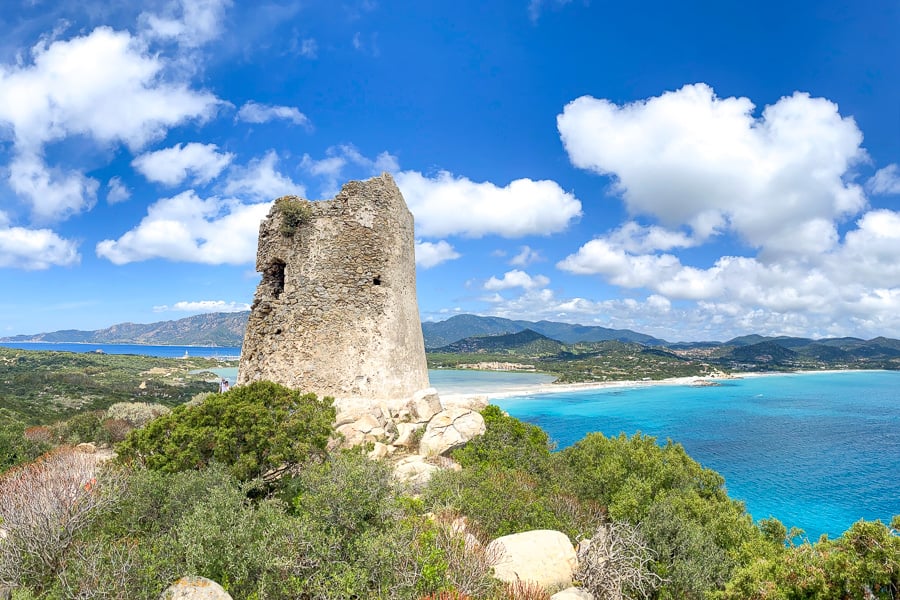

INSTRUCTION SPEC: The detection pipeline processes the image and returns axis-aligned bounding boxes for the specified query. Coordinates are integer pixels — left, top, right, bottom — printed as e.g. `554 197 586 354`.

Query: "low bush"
425 464 574 539
717 518 900 600
116 381 335 481
275 196 312 236
451 405 555 479
0 447 122 593
59 411 107 444
105 401 171 428
0 418 50 473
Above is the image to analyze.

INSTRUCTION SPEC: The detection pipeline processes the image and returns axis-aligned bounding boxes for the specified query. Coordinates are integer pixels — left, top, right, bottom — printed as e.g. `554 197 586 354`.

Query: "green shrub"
558 432 757 599
425 465 570 539
428 408 602 540
282 450 498 599
99 464 239 539
0 419 49 473
275 196 312 237
116 381 335 481
171 483 312 599
451 405 555 479
284 449 401 543
105 401 171 427
718 519 900 599
60 410 107 444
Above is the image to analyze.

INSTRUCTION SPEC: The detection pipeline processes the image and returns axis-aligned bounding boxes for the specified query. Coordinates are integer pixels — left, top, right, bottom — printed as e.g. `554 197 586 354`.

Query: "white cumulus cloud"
395 170 582 238
510 245 541 266
415 240 461 269
106 177 131 204
224 151 304 201
153 300 250 313
133 142 234 186
140 0 232 48
301 145 399 197
0 217 80 270
0 22 223 229
96 190 270 265
484 269 550 291
8 154 99 222
0 26 222 154
558 83 866 255
552 83 900 339
867 164 900 195
236 101 310 128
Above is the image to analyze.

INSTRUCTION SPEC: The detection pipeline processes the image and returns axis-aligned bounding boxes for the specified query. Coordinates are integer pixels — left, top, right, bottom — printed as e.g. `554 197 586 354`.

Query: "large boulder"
487 529 578 592
159 576 233 599
393 422 422 448
440 394 489 412
335 413 385 446
393 454 441 486
419 407 485 456
407 387 443 423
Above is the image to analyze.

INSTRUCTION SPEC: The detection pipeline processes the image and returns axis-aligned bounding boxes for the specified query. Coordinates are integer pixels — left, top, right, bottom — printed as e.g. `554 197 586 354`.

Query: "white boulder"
159 576 233 599
393 422 421 448
487 529 578 591
408 387 443 423
335 413 383 446
418 407 485 456
393 454 441 486
441 394 489 412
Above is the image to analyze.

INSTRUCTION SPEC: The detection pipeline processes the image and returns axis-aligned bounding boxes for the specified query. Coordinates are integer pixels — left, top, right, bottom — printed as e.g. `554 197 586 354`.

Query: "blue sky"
1 0 899 342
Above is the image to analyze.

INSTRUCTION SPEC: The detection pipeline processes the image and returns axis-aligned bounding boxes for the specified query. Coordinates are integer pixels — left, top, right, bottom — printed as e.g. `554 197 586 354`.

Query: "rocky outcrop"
487 529 579 592
392 454 443 486
238 174 429 402
159 576 233 599
408 388 442 423
419 407 486 457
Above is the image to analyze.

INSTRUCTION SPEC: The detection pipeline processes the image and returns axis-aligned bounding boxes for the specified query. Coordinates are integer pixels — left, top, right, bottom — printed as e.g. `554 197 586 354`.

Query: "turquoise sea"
494 371 900 540
0 342 241 359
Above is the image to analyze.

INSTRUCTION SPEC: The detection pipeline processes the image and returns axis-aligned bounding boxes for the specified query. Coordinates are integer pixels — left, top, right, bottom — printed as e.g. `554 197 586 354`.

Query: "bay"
0 341 241 359
494 370 900 540
8 339 895 539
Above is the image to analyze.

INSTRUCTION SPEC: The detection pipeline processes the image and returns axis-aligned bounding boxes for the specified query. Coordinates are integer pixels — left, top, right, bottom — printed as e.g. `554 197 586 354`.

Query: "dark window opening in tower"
266 260 287 299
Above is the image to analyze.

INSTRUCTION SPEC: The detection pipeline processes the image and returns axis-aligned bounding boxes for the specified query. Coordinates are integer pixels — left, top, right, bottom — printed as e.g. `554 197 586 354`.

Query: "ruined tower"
237 173 429 401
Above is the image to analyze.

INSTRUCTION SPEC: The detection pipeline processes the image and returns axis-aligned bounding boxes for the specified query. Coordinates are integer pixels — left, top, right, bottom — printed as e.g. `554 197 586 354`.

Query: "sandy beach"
437 373 729 404
436 368 887 404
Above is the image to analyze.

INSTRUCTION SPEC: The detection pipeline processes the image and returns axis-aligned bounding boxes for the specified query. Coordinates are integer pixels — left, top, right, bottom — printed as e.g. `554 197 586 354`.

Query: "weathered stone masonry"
237 173 430 401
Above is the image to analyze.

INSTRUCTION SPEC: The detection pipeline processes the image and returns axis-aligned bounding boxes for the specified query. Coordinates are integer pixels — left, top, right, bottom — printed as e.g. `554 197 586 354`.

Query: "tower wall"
237 173 429 401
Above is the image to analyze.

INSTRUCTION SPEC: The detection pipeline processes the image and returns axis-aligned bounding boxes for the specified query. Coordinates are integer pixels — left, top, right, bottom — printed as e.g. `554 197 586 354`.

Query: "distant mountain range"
4 312 900 370
2 312 250 347
421 314 666 347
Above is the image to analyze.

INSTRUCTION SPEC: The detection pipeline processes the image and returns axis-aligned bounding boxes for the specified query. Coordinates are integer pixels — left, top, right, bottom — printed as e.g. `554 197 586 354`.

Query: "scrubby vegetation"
1 377 897 599
117 381 335 481
428 339 720 383
275 196 312 237
0 346 222 425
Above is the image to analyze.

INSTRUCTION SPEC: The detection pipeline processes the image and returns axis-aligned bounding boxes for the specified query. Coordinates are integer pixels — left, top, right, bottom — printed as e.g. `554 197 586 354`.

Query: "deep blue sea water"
0 342 241 359
495 371 900 540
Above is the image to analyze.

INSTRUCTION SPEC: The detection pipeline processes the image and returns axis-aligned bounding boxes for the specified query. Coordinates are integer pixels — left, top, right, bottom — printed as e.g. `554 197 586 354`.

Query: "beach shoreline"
436 368 889 404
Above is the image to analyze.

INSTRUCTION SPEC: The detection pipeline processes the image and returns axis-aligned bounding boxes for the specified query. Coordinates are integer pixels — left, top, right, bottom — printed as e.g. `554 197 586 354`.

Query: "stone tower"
237 173 429 401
